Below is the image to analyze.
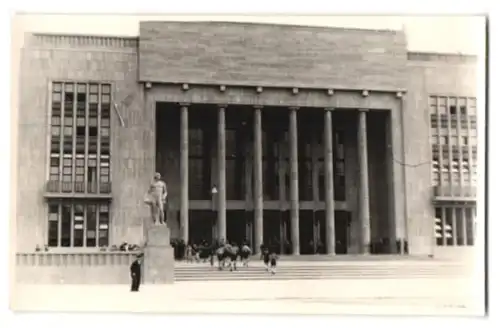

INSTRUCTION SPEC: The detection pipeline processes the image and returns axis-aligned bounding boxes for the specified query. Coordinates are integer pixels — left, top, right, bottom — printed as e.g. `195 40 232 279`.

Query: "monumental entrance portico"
139 21 408 255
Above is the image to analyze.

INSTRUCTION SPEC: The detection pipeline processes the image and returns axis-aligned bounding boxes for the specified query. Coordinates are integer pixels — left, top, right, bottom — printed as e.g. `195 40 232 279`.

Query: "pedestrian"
130 253 143 292
263 247 270 271
229 243 239 271
269 250 278 275
216 245 225 270
240 244 252 267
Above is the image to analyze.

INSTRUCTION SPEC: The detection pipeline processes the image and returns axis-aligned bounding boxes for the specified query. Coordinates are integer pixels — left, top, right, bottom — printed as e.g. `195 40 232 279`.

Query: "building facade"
15 21 478 256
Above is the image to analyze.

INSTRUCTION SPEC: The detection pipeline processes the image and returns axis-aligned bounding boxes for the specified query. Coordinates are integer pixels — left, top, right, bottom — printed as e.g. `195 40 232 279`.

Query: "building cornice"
24 32 139 49
407 51 477 64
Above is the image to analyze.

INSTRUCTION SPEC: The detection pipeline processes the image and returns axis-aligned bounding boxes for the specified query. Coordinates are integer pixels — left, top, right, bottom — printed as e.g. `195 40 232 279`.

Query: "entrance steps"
174 259 473 282
247 254 439 262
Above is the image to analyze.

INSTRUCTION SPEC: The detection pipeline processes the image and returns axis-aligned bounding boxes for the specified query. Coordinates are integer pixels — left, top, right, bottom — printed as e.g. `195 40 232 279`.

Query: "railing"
45 181 112 195
433 185 477 198
15 251 140 284
16 251 138 266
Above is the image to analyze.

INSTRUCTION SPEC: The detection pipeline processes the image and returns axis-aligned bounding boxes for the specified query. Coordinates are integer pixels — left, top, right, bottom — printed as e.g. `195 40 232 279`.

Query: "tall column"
253 106 264 254
217 105 227 242
289 107 300 255
180 105 189 243
358 109 371 254
324 108 336 255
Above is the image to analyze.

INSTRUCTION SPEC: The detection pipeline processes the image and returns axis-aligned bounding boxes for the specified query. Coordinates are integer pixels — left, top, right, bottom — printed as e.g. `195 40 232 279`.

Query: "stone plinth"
144 225 174 284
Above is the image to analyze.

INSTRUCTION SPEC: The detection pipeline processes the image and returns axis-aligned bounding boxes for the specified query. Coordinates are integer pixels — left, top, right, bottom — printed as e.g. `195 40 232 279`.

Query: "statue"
144 172 168 226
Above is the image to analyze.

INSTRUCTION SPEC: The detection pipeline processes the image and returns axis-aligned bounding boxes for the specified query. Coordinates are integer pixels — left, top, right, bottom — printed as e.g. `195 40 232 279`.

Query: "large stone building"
16 21 478 256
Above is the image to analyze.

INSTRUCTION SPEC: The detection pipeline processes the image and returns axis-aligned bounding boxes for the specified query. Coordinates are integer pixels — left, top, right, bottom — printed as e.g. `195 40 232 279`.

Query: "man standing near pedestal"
146 173 168 225
130 254 143 292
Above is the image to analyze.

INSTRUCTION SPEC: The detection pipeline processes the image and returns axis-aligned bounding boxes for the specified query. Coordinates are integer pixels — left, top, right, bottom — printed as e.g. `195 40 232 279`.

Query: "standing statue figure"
145 172 168 226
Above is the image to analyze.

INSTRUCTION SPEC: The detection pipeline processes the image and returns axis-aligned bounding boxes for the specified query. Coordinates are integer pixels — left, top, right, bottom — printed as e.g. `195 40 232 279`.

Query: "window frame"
46 201 111 249
48 81 112 195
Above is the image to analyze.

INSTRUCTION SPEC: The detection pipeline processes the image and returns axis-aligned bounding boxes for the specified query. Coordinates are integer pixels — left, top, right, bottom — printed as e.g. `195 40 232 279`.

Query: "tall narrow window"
100 85 111 193
73 204 84 247
48 204 59 247
50 84 62 190
188 127 206 200
435 207 443 246
334 130 346 201
88 84 99 194
98 204 109 247
61 204 72 247
466 208 475 246
86 204 97 247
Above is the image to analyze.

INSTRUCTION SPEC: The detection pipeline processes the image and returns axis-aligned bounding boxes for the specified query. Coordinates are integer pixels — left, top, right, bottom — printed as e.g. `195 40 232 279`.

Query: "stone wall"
139 22 407 91
15 252 138 284
404 52 478 255
16 34 151 251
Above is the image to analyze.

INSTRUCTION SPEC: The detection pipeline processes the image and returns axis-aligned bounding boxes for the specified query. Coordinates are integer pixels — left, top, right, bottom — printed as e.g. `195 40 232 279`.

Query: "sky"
12 14 485 55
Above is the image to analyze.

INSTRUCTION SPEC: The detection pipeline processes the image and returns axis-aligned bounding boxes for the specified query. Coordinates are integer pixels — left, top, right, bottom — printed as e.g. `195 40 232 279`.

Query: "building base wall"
15 252 138 284
433 246 477 261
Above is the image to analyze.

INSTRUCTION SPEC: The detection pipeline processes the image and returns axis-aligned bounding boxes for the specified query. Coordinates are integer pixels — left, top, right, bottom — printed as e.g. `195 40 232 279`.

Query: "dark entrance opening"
227 210 247 246
263 210 281 251
189 210 215 245
299 210 314 254
334 211 350 254
315 210 326 254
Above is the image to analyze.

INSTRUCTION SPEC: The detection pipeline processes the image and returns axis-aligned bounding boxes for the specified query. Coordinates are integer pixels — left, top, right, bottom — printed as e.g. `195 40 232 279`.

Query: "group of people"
181 240 280 273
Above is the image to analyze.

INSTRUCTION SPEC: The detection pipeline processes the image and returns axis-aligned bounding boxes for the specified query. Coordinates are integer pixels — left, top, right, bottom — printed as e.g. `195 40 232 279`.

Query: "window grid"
429 95 477 192
434 206 475 247
46 201 110 248
49 82 111 194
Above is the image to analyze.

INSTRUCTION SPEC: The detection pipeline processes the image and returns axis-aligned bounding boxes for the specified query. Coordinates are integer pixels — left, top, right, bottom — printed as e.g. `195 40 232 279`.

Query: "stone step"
174 272 469 281
245 255 436 262
175 274 466 282
175 263 468 271
175 265 467 272
174 262 472 281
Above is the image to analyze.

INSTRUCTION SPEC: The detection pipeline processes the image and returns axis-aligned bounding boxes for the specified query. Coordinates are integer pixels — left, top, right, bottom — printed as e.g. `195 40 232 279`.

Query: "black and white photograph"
5 10 487 321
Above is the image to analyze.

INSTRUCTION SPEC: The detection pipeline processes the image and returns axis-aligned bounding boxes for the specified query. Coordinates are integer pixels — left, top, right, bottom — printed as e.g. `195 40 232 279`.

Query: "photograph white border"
1 0 495 327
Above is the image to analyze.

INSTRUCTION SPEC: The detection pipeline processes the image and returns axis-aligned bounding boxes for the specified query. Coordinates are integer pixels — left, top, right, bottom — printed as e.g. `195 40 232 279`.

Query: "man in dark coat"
130 254 143 292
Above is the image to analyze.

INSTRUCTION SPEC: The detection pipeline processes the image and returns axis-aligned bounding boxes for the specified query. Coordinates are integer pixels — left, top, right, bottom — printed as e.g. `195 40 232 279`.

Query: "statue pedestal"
144 225 174 284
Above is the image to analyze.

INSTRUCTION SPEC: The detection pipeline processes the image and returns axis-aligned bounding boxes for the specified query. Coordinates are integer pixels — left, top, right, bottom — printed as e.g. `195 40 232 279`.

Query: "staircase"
174 259 473 282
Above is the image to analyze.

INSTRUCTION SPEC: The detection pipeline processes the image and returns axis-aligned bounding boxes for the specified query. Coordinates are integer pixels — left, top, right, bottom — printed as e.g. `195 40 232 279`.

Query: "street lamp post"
211 185 218 245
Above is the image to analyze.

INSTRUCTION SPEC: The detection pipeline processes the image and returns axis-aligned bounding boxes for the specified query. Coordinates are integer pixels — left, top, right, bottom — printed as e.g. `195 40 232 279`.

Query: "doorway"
227 210 248 245
263 210 281 250
299 210 314 254
334 211 350 254
189 210 215 245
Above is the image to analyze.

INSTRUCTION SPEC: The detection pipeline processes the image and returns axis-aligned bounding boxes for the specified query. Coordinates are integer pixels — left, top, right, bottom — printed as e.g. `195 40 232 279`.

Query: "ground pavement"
12 276 484 316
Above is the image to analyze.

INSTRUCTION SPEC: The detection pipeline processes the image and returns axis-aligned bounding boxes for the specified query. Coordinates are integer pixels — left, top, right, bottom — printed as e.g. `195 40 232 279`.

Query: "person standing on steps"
240 243 252 267
262 246 270 271
269 249 278 275
229 242 239 271
130 253 143 292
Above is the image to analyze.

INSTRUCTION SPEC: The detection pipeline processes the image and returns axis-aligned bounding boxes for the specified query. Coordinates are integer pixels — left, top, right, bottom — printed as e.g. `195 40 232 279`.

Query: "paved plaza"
12 277 484 316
